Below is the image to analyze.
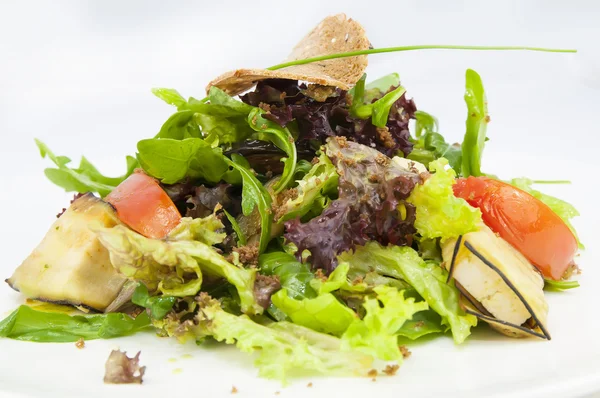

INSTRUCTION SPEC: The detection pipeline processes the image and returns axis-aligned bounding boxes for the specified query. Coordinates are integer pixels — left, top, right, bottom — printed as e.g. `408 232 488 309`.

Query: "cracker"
206 14 370 95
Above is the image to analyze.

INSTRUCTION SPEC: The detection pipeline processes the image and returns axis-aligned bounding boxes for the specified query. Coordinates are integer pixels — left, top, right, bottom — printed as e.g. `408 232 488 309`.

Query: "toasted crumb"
75 338 85 349
368 174 380 183
259 102 272 112
383 364 399 376
367 369 378 377
399 345 411 359
375 154 390 166
376 126 395 149
311 157 320 165
314 269 327 281
233 244 259 266
334 136 348 148
275 391 281 395
371 378 377 382
273 188 299 220
307 382 313 388
231 386 238 394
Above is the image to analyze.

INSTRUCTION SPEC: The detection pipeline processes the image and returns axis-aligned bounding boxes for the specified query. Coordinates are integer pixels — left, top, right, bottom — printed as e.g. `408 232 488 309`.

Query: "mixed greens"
2 20 582 384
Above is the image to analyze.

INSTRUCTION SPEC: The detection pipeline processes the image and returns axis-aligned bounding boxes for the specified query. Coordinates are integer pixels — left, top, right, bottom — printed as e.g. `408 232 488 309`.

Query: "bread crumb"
367 369 378 377
75 338 85 349
400 345 411 359
383 364 399 376
231 386 238 394
275 391 280 395
371 377 377 382
307 382 313 387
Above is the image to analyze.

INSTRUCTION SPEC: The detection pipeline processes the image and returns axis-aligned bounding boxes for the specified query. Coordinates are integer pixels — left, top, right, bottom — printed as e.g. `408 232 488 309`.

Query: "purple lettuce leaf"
239 79 416 158
284 138 420 273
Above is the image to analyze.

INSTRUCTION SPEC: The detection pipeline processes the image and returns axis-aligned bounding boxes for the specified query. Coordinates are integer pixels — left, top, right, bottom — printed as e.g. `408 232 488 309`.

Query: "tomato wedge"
453 176 577 280
106 171 181 239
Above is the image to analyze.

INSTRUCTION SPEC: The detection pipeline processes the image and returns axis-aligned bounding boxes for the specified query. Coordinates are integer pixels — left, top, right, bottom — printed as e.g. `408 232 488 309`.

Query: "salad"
0 14 581 384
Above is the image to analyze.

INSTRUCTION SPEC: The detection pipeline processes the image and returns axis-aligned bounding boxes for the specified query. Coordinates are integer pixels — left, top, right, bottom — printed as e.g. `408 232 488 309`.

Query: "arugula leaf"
132 283 176 320
0 305 151 342
350 82 407 125
349 74 366 117
408 111 462 174
364 73 401 103
224 209 247 246
544 278 580 291
271 289 357 336
35 139 137 197
207 86 254 113
225 154 272 253
152 88 189 110
407 158 481 239
371 85 407 127
509 178 583 248
247 108 297 193
341 286 428 361
156 110 202 140
461 69 489 177
137 138 234 185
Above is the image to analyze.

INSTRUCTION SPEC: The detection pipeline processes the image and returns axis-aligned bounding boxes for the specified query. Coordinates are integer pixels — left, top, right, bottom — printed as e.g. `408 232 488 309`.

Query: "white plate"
1 1 599 397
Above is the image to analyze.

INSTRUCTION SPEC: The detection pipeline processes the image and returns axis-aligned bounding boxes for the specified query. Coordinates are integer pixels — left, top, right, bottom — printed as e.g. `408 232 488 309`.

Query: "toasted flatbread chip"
207 13 371 95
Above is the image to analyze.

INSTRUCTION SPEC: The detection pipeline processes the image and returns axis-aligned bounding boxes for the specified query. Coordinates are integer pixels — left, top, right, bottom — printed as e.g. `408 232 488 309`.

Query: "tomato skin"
453 177 577 280
106 171 181 239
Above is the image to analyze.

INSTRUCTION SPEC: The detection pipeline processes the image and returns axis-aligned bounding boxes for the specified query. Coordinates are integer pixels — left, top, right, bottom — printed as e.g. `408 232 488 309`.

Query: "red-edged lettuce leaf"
285 138 420 272
240 79 416 157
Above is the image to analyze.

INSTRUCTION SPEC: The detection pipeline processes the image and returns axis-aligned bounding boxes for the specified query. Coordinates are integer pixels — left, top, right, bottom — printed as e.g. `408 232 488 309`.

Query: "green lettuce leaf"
276 150 338 222
271 289 357 335
339 242 477 344
396 310 444 340
35 139 138 197
509 178 583 248
258 251 316 321
408 158 481 240
259 252 316 300
461 69 489 177
225 154 273 253
195 295 374 383
131 283 176 320
94 214 262 314
0 305 150 342
310 262 369 295
152 88 189 110
341 286 428 361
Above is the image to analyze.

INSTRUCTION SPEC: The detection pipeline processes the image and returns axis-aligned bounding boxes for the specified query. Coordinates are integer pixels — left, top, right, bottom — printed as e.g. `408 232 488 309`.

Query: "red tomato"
453 176 577 280
106 171 181 239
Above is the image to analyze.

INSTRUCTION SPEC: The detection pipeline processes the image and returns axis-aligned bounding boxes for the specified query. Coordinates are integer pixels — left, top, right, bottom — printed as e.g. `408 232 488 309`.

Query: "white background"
0 1 599 397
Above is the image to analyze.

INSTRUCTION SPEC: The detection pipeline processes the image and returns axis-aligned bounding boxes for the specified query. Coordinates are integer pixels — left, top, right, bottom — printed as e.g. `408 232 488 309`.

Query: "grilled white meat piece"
442 223 550 339
6 193 127 311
